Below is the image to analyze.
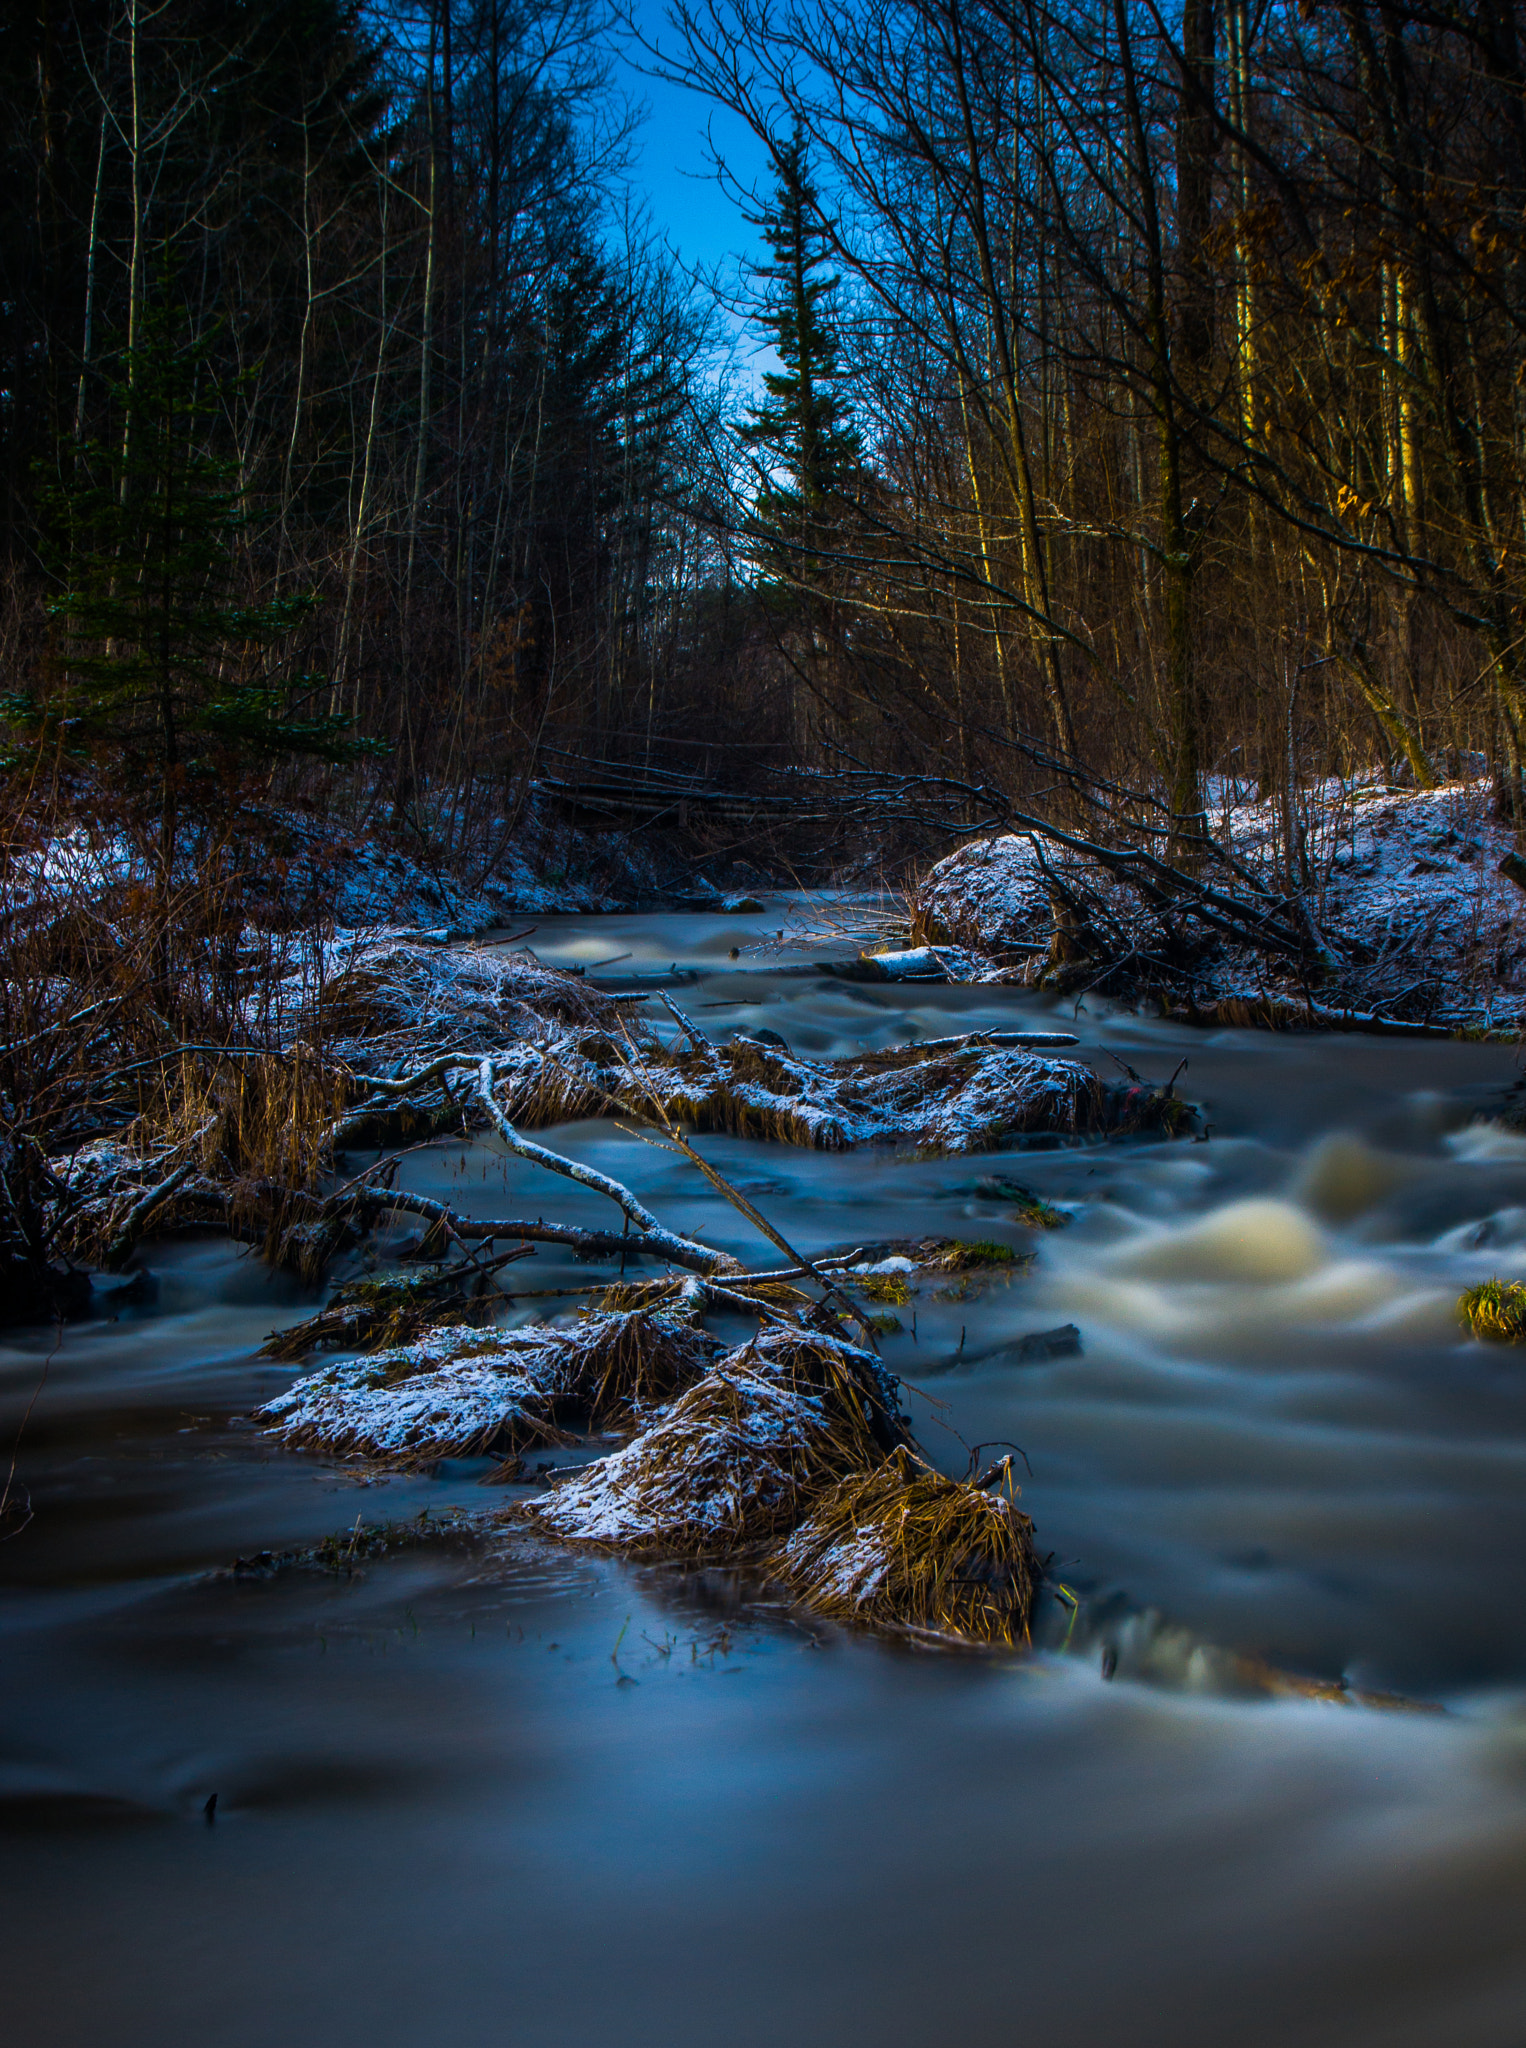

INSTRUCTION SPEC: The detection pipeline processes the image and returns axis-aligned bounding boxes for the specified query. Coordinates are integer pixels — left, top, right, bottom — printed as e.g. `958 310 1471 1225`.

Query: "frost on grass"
521 1329 903 1557
496 1032 1169 1150
770 1446 1042 1646
257 1324 563 1458
319 936 629 1067
256 1289 1051 1647
256 1307 718 1459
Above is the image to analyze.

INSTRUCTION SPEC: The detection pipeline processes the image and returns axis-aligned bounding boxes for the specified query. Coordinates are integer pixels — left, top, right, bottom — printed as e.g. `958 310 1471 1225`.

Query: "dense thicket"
666 0 1526 829
3 0 1525 859
0 0 764 857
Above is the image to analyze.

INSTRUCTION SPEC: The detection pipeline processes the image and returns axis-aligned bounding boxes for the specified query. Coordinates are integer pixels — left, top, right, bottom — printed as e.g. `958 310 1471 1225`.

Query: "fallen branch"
475 1057 733 1273
102 1158 199 1270
627 1113 880 1346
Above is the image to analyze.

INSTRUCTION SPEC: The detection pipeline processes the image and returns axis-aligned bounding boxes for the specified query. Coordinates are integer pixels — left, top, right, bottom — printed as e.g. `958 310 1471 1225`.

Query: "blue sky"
613 3 771 300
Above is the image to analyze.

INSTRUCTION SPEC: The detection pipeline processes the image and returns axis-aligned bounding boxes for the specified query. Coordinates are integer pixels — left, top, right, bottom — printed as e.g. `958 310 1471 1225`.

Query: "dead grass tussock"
110 1043 354 1274
770 1447 1041 1646
260 1303 717 1461
260 1272 497 1362
495 1030 1183 1156
603 1038 1136 1153
634 1039 848 1149
319 943 627 1050
150 1044 349 1188
522 1331 904 1558
263 1331 572 1461
1458 1278 1526 1343
561 1304 718 1428
523 1363 880 1558
495 1044 614 1126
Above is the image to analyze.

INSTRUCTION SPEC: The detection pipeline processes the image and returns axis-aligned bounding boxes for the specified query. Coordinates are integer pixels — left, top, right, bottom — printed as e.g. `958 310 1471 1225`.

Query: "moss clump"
976 1177 1069 1229
1458 1278 1526 1343
929 1239 1024 1272
856 1272 912 1306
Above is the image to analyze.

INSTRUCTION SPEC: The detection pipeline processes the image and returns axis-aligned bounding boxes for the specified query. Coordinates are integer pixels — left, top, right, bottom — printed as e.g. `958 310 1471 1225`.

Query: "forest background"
3 0 1526 883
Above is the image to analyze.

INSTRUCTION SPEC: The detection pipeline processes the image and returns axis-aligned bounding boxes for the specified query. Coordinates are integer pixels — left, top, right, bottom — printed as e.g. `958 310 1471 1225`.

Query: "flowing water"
7 904 1526 2046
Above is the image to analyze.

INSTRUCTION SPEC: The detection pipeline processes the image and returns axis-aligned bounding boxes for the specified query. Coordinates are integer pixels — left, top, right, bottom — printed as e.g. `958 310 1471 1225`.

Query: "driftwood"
472 1055 731 1273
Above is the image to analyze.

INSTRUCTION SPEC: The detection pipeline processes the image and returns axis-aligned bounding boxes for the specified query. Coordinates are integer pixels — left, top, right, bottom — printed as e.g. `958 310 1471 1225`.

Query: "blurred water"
6 906 1526 2046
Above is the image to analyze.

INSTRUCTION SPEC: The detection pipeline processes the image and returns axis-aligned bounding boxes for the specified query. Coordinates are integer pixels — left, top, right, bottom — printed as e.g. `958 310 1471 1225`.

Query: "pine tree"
25 293 367 864
739 132 861 591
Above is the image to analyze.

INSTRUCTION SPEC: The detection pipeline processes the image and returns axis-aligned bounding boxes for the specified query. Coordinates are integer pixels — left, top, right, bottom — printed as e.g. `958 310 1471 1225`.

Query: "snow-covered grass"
257 1305 719 1459
772 1446 1041 1644
914 777 1526 1026
257 1325 564 1458
488 1030 1180 1151
521 1328 896 1556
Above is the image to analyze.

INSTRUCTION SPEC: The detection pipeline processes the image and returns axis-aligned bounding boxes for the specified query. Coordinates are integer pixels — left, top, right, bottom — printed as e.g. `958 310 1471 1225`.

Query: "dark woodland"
4 0 1525 851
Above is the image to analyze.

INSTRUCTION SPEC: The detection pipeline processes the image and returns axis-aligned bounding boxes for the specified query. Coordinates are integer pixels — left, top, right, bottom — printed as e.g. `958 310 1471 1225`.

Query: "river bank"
910 776 1526 1033
7 914 1526 2046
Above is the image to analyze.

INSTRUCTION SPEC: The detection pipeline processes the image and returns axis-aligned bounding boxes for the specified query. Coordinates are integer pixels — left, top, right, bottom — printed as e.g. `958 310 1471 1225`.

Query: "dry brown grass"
1458 1279 1526 1343
522 1342 891 1559
770 1446 1042 1645
260 1272 498 1362
124 1043 352 1275
497 1045 616 1126
559 1305 718 1429
576 1035 1134 1152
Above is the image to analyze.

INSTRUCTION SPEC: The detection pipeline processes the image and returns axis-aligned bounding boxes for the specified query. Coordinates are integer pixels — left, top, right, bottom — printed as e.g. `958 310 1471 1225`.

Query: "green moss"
933 1239 1024 1271
857 1272 912 1306
975 1178 1069 1229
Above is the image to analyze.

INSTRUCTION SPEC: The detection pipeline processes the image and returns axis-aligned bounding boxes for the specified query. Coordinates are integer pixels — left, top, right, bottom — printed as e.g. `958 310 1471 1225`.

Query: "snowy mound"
913 780 1526 1021
257 1307 718 1458
257 1324 563 1458
523 1329 898 1556
321 935 622 1057
917 832 1085 953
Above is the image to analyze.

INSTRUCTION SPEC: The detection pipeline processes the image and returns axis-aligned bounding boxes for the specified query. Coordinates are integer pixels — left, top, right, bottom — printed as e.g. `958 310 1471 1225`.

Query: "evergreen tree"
22 294 367 863
739 132 861 590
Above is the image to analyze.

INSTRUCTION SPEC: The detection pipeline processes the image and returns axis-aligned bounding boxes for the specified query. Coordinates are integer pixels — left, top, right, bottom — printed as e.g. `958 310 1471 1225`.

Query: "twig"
0 1317 63 1540
623 1112 880 1346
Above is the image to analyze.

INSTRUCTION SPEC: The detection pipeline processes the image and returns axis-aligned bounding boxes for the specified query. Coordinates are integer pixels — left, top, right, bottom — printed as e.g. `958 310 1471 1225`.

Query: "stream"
7 903 1526 2046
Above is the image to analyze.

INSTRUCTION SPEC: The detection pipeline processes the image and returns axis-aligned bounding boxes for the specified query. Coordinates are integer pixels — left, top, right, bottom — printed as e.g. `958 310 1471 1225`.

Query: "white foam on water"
1102 1198 1328 1284
1290 1133 1421 1222
1444 1120 1526 1163
1035 1196 1449 1347
1433 1206 1526 1254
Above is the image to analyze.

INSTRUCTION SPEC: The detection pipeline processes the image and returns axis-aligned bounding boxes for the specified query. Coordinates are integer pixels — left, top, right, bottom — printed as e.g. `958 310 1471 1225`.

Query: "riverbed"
6 904 1526 2046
